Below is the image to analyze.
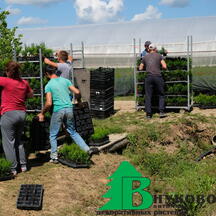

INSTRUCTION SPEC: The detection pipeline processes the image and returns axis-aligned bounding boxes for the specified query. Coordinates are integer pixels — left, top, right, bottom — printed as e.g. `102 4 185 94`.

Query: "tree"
0 9 22 72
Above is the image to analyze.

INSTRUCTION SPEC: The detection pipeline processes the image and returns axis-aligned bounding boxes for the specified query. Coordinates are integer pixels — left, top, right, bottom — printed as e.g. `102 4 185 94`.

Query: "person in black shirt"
139 44 167 119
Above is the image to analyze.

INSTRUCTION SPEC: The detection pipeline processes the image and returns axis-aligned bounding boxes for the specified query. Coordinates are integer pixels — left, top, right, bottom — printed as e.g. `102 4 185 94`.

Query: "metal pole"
139 38 142 55
187 36 190 110
133 38 137 110
81 41 85 68
70 43 74 83
39 48 44 109
190 35 193 107
70 43 73 57
70 43 75 103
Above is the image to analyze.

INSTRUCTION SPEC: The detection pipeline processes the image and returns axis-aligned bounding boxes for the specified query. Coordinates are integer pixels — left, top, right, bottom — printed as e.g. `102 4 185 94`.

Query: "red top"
0 77 32 115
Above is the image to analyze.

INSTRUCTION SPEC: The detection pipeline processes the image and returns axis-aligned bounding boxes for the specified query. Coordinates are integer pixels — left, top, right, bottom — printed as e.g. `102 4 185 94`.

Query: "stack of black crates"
90 67 115 118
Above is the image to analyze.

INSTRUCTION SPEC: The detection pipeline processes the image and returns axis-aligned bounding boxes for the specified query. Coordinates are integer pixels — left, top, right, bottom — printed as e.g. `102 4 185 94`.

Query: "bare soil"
0 153 128 216
114 100 216 117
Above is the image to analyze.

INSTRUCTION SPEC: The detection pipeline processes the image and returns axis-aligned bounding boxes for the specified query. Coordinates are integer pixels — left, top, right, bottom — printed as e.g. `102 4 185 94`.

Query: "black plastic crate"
30 117 50 151
91 106 114 119
90 80 114 89
73 102 94 139
17 184 44 210
90 95 114 103
90 67 114 76
58 158 90 168
90 87 114 99
90 101 114 111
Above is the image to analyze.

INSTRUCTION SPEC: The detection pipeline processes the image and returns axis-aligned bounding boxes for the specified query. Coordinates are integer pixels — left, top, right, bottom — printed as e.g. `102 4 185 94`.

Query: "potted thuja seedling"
58 143 91 168
0 158 14 181
89 127 110 147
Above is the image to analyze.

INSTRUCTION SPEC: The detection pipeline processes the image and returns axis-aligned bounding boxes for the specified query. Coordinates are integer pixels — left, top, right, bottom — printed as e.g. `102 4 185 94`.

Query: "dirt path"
114 101 136 114
115 100 216 117
0 153 128 216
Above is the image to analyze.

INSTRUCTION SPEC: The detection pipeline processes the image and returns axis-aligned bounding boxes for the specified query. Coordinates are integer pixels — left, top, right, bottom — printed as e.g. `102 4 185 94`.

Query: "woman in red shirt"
0 61 33 176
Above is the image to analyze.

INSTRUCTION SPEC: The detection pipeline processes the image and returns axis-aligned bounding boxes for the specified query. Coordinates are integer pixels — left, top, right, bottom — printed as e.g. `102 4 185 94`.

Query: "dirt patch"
192 107 216 117
0 153 128 216
115 100 216 118
114 101 136 114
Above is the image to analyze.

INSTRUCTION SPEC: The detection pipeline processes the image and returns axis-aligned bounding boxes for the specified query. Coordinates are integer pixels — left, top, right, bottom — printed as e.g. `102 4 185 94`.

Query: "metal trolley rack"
133 36 193 111
16 48 44 112
15 42 85 112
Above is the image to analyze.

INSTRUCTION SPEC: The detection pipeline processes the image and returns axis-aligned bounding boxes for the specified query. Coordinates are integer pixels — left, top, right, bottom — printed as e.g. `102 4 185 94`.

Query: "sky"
0 0 216 28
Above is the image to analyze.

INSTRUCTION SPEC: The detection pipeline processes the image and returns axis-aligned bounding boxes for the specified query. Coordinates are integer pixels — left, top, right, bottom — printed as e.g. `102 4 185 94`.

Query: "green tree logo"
99 161 153 210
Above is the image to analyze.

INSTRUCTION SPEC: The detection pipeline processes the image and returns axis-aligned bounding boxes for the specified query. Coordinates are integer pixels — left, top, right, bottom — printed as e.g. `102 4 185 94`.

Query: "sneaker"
11 169 17 176
21 165 27 172
159 112 167 118
88 147 100 157
146 115 152 119
49 159 59 164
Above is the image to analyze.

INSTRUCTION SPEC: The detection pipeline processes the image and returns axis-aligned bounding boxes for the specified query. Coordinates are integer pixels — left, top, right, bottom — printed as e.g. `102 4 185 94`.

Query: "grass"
111 111 216 215
114 95 135 101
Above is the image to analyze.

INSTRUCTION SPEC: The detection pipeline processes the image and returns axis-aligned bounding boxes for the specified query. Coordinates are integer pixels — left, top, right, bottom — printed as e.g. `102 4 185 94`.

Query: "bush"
90 127 109 141
0 158 11 177
59 144 90 164
194 93 216 106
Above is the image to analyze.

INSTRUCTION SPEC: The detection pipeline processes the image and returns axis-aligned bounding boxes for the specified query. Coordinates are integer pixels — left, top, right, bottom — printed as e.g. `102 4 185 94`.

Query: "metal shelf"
135 105 191 110
133 36 193 111
136 70 146 73
17 48 44 112
137 94 187 97
165 81 188 84
18 60 40 63
26 109 41 112
70 42 85 103
165 95 188 97
22 77 40 80
33 94 42 96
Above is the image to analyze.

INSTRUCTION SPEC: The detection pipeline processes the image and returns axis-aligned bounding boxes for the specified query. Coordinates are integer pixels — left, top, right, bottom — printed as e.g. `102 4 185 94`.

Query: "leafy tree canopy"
0 8 22 72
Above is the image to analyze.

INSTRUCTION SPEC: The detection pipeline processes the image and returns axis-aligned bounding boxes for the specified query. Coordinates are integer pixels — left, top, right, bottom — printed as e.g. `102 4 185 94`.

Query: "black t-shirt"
142 52 163 76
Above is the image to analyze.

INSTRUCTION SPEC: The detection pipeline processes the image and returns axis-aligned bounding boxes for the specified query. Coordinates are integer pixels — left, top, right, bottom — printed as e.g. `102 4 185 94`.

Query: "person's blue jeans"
49 107 90 159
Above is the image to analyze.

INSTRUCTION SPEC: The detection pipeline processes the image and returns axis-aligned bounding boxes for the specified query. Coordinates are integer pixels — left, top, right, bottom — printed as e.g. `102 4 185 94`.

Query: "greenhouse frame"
17 16 216 68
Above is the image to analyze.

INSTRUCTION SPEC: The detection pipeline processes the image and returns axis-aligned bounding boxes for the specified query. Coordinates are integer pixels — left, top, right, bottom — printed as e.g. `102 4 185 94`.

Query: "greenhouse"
17 16 216 68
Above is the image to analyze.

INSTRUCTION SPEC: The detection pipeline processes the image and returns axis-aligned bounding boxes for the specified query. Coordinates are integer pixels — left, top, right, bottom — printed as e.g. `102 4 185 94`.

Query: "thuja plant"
90 127 110 141
194 94 216 106
59 144 90 164
165 83 188 95
0 158 11 178
19 44 53 110
21 43 53 58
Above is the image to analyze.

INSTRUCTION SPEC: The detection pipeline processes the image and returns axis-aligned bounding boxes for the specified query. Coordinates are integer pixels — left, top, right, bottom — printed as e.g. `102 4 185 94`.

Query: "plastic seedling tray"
89 136 110 146
58 158 90 168
17 184 44 210
198 105 216 109
0 173 15 181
